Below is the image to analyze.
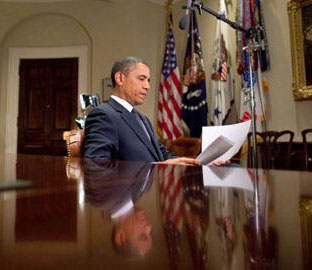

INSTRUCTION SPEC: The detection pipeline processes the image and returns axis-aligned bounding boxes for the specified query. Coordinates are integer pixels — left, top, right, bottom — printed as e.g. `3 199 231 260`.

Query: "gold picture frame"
288 0 312 100
299 196 312 269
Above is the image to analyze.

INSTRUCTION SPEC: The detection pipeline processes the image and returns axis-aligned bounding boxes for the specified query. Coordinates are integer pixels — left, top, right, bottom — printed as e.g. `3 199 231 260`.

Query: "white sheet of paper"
196 135 234 165
203 165 254 192
198 120 251 164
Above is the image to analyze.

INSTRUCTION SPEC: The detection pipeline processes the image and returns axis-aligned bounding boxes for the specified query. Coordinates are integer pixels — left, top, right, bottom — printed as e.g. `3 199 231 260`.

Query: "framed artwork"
102 77 113 101
288 0 312 100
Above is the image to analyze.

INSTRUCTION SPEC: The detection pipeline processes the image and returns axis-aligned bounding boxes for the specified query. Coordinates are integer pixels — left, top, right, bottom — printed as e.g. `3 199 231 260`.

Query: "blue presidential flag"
182 10 208 138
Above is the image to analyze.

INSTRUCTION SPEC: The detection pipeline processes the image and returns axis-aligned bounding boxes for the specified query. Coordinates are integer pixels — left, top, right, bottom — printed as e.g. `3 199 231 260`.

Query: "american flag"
158 164 185 268
157 5 183 140
158 164 184 230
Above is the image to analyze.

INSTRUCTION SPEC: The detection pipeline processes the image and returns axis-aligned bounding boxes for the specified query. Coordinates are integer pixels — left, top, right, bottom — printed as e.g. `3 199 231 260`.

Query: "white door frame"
6 45 88 154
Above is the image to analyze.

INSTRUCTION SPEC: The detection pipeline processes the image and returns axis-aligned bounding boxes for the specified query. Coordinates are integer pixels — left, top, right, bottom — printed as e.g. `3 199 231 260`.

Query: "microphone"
179 0 193 30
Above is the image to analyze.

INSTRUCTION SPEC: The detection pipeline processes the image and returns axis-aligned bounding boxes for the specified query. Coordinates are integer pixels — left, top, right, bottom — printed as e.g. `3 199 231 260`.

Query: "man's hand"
210 160 231 166
158 157 200 166
157 158 231 166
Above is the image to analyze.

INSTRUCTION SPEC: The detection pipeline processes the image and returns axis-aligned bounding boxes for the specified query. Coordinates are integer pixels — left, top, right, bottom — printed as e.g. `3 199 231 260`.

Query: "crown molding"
148 0 182 6
0 0 181 4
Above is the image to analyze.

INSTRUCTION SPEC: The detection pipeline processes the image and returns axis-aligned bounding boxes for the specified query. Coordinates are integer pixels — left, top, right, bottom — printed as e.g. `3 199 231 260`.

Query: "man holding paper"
83 56 247 165
83 56 199 165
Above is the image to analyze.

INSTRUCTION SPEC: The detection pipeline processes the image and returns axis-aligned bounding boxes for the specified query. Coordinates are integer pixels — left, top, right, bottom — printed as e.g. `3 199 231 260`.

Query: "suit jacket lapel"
108 99 161 161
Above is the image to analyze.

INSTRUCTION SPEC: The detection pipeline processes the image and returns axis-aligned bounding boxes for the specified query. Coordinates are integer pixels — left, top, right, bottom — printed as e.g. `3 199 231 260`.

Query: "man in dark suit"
83 56 199 165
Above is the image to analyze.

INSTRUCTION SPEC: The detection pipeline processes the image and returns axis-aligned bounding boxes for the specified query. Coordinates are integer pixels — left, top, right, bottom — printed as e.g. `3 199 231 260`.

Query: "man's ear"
114 72 124 86
114 229 125 246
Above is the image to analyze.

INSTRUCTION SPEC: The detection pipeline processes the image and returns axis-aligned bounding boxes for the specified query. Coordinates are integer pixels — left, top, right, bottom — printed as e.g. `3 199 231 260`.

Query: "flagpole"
190 0 260 168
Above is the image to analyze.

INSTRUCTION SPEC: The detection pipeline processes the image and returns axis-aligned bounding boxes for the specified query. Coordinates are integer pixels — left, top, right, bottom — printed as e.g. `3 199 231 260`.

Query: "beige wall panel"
263 0 298 134
1 0 312 153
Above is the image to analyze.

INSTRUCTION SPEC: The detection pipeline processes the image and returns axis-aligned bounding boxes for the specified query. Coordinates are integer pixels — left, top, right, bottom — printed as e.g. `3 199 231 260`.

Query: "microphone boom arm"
192 1 249 34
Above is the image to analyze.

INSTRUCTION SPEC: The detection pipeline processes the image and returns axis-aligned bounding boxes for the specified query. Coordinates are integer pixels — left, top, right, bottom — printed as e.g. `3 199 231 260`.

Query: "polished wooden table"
0 154 311 269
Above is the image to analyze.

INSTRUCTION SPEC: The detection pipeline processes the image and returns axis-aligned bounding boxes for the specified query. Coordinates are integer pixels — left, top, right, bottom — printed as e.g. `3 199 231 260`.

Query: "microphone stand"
188 1 260 168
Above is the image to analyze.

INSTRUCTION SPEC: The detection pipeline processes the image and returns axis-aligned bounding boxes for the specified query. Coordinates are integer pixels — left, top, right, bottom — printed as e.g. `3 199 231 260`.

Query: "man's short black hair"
110 56 148 88
111 224 141 259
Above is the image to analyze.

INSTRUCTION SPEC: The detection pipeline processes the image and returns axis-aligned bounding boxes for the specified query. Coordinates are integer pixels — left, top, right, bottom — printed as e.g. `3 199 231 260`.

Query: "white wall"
0 0 166 155
1 0 312 156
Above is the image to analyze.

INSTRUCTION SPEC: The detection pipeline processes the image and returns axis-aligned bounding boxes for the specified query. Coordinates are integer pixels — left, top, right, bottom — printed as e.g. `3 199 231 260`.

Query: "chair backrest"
247 131 277 168
66 156 84 181
63 129 85 157
247 130 294 169
167 136 201 158
302 128 312 170
271 130 294 169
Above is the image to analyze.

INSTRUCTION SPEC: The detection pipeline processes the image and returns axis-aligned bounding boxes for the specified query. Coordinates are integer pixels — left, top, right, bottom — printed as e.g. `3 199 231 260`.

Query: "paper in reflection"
203 165 254 192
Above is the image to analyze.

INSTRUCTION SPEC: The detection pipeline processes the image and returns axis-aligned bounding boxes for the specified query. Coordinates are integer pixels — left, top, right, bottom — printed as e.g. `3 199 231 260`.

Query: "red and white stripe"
158 69 183 140
157 8 183 141
158 164 184 232
220 61 228 81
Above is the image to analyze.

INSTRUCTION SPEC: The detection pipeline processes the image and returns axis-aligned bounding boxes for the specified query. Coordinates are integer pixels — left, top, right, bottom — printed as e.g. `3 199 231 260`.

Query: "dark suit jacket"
83 98 174 162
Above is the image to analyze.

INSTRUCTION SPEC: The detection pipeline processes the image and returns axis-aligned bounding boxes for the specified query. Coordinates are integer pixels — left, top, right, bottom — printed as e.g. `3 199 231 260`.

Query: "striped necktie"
132 109 151 141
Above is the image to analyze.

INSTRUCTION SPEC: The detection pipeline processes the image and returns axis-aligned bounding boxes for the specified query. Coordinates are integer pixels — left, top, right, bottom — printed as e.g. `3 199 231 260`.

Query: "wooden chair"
63 129 85 157
63 129 85 181
167 136 201 158
271 130 294 169
247 131 277 168
159 137 171 149
302 128 312 170
247 130 294 169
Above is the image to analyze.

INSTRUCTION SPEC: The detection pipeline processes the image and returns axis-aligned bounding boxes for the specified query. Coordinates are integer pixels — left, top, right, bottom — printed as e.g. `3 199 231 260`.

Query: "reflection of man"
83 56 199 166
84 159 154 257
112 206 152 257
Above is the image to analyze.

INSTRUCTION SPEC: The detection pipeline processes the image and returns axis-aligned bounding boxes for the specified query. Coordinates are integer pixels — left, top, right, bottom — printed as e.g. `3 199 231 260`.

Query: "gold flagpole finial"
166 0 173 11
165 0 173 29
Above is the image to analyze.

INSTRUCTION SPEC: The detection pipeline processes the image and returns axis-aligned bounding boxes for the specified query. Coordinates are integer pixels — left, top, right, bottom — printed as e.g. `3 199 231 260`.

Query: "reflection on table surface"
0 154 311 270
